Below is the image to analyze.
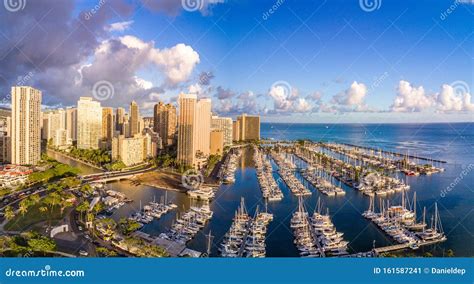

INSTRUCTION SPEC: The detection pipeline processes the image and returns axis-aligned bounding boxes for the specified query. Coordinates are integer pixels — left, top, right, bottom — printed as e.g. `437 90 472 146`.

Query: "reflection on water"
46 150 103 175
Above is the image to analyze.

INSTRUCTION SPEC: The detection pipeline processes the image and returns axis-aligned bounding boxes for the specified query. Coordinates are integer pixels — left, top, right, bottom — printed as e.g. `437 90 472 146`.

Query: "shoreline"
46 148 105 171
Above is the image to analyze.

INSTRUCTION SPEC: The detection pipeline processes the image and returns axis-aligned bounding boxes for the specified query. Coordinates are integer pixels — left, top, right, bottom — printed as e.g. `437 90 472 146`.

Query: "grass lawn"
4 201 66 232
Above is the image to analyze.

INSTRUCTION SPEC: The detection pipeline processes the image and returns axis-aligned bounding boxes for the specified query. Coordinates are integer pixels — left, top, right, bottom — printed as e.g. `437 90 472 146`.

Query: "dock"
339 143 447 164
372 238 447 256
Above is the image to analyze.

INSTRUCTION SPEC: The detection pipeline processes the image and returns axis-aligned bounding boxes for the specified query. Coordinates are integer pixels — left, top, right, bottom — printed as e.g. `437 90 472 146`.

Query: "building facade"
211 115 233 147
177 94 197 167
153 102 177 147
77 97 102 149
236 114 260 141
11 86 42 165
102 107 114 145
65 107 77 142
210 130 224 156
129 101 139 137
0 108 11 163
112 134 151 167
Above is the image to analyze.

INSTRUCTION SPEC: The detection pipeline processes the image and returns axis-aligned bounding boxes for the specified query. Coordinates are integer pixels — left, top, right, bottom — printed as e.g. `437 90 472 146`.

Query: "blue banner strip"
0 258 472 284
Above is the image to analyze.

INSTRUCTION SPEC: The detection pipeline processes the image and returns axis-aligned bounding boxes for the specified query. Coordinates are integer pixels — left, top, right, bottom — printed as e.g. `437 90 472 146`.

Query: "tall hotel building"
177 94 212 168
236 114 260 141
195 98 211 157
65 107 77 142
77 97 102 149
102 107 114 144
129 101 139 137
153 102 177 147
211 115 233 147
11 86 42 165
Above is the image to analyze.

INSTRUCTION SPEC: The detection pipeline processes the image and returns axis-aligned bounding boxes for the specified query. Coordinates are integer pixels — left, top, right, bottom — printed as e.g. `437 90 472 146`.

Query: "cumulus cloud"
390 80 434 112
435 84 474 112
268 85 312 113
213 91 261 115
106 20 134 32
216 86 236 99
119 35 200 86
330 81 369 112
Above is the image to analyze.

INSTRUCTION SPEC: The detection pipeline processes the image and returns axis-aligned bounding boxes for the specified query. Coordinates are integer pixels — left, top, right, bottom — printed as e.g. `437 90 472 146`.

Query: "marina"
45 123 473 257
219 198 273 257
253 146 284 201
271 151 311 196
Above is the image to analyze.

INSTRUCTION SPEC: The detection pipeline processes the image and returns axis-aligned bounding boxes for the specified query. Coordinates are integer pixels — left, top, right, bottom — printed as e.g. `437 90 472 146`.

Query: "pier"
339 143 447 164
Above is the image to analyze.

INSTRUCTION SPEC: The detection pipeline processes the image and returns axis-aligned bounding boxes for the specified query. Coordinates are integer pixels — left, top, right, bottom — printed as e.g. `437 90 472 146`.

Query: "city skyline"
0 0 472 123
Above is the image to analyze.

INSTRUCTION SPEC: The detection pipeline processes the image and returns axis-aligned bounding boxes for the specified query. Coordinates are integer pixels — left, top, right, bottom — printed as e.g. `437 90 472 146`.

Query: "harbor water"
47 123 474 257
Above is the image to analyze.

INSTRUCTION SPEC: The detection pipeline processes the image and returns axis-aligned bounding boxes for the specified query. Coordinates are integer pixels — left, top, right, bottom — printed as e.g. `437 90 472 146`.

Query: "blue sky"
1 0 473 122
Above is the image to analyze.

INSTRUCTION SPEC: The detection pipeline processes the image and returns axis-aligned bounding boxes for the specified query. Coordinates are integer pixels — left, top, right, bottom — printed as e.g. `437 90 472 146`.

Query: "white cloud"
436 84 474 112
390 80 434 112
118 35 200 86
267 85 312 113
330 81 370 112
333 81 367 106
106 21 134 32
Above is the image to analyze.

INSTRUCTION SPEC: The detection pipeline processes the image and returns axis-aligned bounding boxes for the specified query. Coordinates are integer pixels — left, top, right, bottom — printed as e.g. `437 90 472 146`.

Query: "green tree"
18 199 31 216
75 201 90 222
96 247 118 257
4 206 15 221
27 236 56 252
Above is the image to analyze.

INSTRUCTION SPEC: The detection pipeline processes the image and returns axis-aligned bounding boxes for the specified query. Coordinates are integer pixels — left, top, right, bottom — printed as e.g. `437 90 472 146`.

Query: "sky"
0 0 473 123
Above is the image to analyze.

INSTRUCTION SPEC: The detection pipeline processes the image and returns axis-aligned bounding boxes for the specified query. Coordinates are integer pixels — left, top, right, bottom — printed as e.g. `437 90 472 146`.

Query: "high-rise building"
65 107 77 142
77 97 102 149
177 94 212 168
0 108 11 163
195 98 211 157
237 114 260 141
211 115 233 147
129 101 139 137
210 130 224 155
153 102 177 147
232 120 240 141
177 94 197 167
102 107 114 144
112 134 151 167
42 109 69 148
116 107 125 134
11 86 42 165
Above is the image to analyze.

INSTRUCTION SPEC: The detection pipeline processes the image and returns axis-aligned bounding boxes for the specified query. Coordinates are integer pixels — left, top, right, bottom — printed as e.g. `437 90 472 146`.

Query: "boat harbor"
128 194 177 225
253 146 284 201
218 148 242 184
219 198 274 257
270 151 311 196
159 203 213 245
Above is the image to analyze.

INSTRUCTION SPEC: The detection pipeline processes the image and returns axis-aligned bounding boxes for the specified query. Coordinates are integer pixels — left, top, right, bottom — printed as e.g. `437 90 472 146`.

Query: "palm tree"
75 201 90 222
18 199 30 216
4 206 15 221
29 193 40 205
39 206 48 215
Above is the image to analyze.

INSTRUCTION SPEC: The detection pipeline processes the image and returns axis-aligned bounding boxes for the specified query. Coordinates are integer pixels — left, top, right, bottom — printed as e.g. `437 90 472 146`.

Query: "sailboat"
417 203 446 242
